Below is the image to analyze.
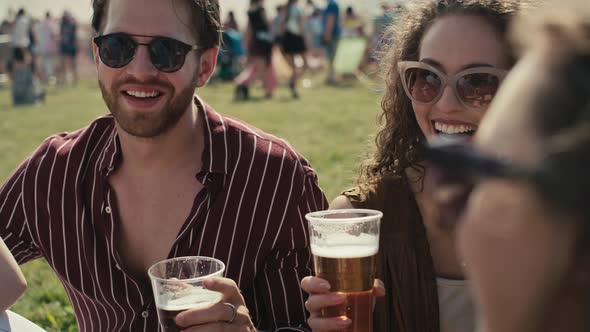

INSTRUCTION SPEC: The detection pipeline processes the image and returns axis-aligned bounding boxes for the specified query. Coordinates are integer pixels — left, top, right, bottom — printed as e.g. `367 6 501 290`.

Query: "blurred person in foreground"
429 1 590 331
301 0 527 331
0 0 327 330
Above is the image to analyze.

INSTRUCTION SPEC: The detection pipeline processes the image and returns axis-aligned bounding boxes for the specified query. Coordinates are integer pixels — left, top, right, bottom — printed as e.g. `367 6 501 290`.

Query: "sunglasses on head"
93 33 199 73
398 61 508 111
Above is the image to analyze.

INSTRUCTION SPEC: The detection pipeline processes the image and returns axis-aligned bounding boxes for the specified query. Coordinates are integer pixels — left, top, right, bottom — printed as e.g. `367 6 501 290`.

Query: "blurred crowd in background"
225 0 405 100
0 0 404 107
0 8 91 106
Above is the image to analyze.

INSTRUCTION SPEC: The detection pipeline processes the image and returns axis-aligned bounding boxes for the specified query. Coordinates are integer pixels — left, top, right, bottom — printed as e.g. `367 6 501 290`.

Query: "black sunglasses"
424 140 534 183
424 140 545 228
93 33 199 73
426 140 587 226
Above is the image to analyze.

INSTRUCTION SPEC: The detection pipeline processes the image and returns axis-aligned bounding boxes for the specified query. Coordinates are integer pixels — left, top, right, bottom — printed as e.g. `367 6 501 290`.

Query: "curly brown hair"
359 0 526 185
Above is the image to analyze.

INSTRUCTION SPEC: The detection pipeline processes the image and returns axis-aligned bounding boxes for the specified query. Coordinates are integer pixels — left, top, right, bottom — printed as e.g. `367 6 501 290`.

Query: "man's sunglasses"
93 33 199 73
398 61 508 111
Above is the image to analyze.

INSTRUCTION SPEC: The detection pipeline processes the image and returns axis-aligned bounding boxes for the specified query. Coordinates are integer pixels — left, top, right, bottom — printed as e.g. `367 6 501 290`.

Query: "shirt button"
105 206 112 214
108 165 115 172
115 263 121 270
141 311 149 319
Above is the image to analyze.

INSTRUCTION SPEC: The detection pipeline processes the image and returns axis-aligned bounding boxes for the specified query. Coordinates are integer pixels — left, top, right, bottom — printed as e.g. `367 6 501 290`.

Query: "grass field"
0 78 381 331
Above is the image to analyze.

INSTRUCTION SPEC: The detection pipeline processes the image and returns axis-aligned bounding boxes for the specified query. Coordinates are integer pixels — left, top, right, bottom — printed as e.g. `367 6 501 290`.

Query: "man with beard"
0 0 327 331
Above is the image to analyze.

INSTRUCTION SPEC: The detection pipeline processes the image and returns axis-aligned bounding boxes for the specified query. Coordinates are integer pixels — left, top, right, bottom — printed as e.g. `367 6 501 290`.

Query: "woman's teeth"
125 90 161 98
434 121 476 135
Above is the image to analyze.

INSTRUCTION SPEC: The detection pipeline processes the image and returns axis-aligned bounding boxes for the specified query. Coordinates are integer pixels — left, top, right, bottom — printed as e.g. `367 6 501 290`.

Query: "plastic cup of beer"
306 209 382 332
148 256 225 332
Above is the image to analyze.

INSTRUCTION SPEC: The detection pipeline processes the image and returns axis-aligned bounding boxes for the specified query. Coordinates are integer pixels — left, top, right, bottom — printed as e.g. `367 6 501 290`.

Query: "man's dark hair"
91 0 221 50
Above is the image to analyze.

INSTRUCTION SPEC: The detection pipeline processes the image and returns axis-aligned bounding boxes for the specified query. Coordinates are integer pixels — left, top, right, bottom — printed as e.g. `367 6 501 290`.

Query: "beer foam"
311 244 378 258
310 233 378 257
157 287 222 311
310 234 379 258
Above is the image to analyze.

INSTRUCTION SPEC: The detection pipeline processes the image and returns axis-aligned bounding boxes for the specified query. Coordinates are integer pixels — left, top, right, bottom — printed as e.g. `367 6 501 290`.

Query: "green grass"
0 78 380 330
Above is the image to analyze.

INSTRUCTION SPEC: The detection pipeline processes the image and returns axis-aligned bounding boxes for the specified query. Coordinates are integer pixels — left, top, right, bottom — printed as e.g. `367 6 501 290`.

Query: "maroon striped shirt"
0 97 328 331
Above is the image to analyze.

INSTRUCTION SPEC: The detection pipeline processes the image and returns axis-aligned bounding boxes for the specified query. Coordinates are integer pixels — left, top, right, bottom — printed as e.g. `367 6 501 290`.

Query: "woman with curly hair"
428 1 590 331
301 0 528 331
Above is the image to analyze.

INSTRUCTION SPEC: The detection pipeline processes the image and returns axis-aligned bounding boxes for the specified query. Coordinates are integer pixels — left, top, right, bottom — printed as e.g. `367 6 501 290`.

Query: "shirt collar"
99 123 120 177
195 95 230 176
98 96 230 177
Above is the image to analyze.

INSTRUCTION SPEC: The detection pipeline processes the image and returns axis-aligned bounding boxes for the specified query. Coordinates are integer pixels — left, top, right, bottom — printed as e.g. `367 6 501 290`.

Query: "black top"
248 5 269 34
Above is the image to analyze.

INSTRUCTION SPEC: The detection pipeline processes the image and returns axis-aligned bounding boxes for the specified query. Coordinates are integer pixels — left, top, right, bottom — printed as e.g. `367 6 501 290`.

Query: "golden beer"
307 209 382 332
311 243 378 332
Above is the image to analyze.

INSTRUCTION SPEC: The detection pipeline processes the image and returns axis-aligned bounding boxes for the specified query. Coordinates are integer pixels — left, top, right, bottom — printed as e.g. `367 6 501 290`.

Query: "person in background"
321 0 341 85
270 4 286 43
0 238 26 312
364 3 397 69
58 10 78 85
429 1 590 331
223 10 239 31
234 0 277 99
301 0 526 331
304 5 325 75
341 6 365 38
307 0 319 13
280 0 308 99
8 47 44 105
0 19 13 83
11 8 30 53
34 12 59 85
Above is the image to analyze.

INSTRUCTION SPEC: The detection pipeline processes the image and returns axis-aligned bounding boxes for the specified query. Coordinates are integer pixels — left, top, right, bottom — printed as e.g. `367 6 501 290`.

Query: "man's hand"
175 277 256 332
301 276 385 331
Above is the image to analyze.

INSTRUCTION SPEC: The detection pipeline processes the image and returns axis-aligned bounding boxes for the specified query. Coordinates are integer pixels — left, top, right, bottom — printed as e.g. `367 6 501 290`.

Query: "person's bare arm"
323 13 336 43
298 13 310 49
0 238 27 311
244 22 252 52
